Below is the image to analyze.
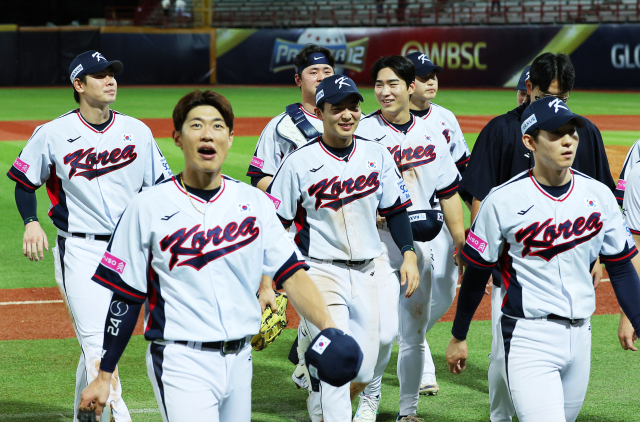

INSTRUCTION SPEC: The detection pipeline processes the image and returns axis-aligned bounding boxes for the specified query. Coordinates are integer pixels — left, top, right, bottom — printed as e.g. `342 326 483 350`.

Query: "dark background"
0 0 138 26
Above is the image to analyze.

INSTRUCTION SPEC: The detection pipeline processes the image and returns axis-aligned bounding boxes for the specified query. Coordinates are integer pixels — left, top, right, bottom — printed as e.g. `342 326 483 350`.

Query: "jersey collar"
299 104 320 121
172 175 226 204
76 109 116 134
529 169 574 202
377 110 416 134
318 135 357 162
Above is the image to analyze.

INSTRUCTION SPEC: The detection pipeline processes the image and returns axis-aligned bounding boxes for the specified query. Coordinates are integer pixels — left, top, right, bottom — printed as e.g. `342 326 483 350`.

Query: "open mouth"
381 98 394 106
198 145 217 159
338 122 353 131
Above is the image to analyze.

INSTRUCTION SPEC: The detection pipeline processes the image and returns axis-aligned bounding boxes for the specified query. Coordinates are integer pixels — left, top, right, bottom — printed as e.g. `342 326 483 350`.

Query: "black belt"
175 337 249 355
332 259 370 267
548 314 585 325
71 232 112 242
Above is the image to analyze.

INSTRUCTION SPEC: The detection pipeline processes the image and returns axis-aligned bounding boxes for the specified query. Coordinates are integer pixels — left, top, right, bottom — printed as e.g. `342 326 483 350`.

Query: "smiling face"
173 105 234 175
315 95 362 143
74 68 117 106
413 72 438 102
524 122 579 172
296 64 335 105
374 67 415 118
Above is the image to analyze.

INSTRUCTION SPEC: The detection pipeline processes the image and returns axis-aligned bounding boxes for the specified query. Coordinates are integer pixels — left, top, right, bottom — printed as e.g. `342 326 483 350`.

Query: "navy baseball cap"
514 65 531 91
410 209 444 242
69 50 123 83
406 52 443 76
315 75 364 108
305 328 363 391
521 96 586 136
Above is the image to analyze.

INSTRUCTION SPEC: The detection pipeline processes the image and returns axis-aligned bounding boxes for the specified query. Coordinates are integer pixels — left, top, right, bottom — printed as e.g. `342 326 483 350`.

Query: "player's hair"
370 56 416 89
529 129 540 142
294 44 335 74
172 90 234 132
72 74 88 104
529 53 575 93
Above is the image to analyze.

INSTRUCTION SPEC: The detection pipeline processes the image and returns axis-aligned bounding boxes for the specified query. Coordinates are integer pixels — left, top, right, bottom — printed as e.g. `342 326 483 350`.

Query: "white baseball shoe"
353 393 379 422
418 380 439 396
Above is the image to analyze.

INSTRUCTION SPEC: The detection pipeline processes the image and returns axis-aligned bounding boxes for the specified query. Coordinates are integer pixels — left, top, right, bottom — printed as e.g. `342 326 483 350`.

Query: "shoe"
353 393 379 422
396 415 424 422
419 381 439 396
292 363 309 390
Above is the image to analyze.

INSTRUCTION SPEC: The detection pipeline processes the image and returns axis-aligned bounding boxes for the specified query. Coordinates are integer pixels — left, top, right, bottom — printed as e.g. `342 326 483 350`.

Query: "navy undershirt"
388 114 414 133
83 110 114 132
321 138 354 161
175 174 221 201
538 180 571 197
410 107 430 118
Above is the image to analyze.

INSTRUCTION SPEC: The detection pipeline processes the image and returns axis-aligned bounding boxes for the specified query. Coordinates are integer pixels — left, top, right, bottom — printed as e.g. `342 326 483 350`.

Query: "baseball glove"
77 404 97 422
251 291 288 351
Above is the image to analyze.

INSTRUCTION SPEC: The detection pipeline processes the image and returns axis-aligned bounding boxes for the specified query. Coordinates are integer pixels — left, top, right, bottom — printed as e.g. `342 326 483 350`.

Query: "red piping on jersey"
499 244 512 308
300 104 320 120
601 247 638 262
460 250 495 268
172 176 226 204
380 199 412 215
146 260 157 333
76 109 116 134
631 229 640 235
421 106 433 120
46 164 60 217
377 110 416 133
94 274 146 300
274 261 307 284
9 172 36 190
456 156 470 166
529 169 574 202
318 136 357 161
436 183 460 197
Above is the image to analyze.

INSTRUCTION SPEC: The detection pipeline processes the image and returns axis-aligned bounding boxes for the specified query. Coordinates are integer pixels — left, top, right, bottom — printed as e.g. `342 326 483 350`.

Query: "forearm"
256 176 273 192
452 265 493 340
283 269 335 331
470 197 481 225
441 193 466 247
386 210 415 254
15 184 38 225
99 293 142 373
604 257 640 334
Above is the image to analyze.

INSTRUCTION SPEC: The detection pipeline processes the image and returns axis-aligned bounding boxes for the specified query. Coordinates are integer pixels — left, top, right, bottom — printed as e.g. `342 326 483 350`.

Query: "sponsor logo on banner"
270 28 369 73
13 157 30 174
311 335 331 354
102 251 126 274
616 179 626 191
467 230 488 253
251 156 265 169
265 192 281 209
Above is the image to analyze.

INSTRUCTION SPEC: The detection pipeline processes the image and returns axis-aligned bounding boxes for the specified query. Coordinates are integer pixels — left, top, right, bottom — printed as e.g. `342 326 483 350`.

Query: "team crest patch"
467 230 488 253
101 251 126 274
396 179 411 203
311 335 331 355
251 156 265 169
237 203 253 213
13 157 30 174
366 160 378 170
265 192 281 209
585 198 598 208
616 179 626 191
122 134 134 142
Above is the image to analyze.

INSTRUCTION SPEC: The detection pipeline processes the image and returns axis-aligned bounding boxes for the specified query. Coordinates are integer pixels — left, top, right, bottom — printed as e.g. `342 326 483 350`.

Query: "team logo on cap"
549 98 568 113
585 198 598 208
334 76 350 89
70 64 84 82
237 203 253 213
311 335 332 355
521 114 537 134
122 134 134 142
92 52 106 62
417 54 432 64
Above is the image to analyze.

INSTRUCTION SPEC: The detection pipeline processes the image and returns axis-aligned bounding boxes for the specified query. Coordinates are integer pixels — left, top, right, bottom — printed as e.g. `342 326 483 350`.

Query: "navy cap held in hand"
521 96 586 136
405 52 443 77
69 50 123 84
315 75 364 109
514 65 531 91
305 328 363 391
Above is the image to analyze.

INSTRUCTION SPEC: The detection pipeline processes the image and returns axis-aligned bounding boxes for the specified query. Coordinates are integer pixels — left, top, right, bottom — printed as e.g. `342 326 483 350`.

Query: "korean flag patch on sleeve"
397 179 411 203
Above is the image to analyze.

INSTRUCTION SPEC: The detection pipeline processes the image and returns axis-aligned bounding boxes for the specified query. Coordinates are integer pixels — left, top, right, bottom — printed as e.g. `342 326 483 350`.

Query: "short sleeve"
143 132 173 189
7 126 52 191
258 194 309 288
378 150 412 216
92 198 150 303
435 138 461 198
601 191 637 264
460 123 503 201
266 156 301 227
461 196 503 268
247 117 284 180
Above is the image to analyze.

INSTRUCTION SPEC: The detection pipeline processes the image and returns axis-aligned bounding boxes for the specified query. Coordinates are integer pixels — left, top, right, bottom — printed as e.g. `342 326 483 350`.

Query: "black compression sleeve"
452 265 493 340
15 184 38 225
604 259 640 335
386 210 415 254
99 292 142 373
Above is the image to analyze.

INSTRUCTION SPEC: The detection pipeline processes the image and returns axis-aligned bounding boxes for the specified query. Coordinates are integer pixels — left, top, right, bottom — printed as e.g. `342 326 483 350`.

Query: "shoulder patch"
467 230 488 253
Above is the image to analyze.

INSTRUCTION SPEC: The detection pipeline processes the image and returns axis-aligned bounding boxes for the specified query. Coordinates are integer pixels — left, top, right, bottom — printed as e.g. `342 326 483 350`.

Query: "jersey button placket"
556 200 574 318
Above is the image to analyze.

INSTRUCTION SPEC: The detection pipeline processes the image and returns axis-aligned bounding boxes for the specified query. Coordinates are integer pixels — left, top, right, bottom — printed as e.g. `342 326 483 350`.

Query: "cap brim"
322 92 364 106
416 65 443 76
82 60 124 78
514 84 527 91
538 114 586 132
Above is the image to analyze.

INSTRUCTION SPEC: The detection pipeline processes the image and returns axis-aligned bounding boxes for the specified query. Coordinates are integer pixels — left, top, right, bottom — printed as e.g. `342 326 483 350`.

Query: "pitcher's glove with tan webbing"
77 404 97 422
251 291 288 351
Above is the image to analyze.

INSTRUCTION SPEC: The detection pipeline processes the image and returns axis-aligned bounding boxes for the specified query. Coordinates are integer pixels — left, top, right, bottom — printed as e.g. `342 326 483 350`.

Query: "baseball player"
447 96 640 422
354 55 465 422
515 66 531 106
461 52 616 422
614 136 640 205
268 75 420 422
78 90 360 421
7 50 172 422
406 51 472 396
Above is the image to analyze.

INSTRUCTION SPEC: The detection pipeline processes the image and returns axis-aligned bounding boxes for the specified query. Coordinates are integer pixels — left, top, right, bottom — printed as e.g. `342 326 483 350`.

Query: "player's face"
528 79 570 104
77 68 117 105
316 95 361 141
296 65 334 103
174 105 234 175
413 73 439 101
374 67 415 116
525 122 579 172
516 89 528 106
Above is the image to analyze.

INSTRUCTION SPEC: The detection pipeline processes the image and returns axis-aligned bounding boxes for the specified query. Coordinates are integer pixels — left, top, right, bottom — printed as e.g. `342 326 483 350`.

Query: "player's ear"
172 130 183 149
526 80 533 97
227 130 234 149
408 80 416 96
522 134 536 152
294 73 302 89
73 78 84 95
314 107 323 120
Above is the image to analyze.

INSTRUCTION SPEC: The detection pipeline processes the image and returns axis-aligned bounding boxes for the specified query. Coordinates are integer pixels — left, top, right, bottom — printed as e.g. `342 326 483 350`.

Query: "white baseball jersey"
413 102 470 170
267 136 412 260
615 137 640 204
463 169 636 319
355 111 460 212
92 176 306 342
622 157 640 235
8 109 172 234
247 104 323 180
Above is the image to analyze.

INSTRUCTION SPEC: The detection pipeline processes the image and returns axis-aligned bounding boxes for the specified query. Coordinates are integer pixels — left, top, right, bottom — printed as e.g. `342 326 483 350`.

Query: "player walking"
7 50 171 422
447 96 640 422
354 55 465 422
78 90 360 421
268 75 420 422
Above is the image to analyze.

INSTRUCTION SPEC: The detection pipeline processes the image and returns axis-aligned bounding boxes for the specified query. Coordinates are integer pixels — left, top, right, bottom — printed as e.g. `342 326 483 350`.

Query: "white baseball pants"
489 283 515 422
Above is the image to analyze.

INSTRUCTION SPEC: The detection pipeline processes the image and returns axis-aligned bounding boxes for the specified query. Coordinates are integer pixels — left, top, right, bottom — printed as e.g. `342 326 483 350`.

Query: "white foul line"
0 300 64 306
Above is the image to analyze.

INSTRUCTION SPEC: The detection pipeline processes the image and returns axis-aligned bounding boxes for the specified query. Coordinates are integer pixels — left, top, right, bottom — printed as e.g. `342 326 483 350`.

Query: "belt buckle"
570 318 580 325
345 261 355 267
86 234 95 244
222 339 242 356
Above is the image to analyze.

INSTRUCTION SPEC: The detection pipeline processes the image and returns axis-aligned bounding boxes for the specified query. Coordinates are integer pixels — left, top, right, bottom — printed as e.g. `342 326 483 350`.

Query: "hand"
453 243 466 280
376 214 386 226
79 371 111 418
400 250 420 298
23 221 49 261
591 257 602 289
485 276 493 296
258 275 277 312
446 336 468 374
618 311 638 351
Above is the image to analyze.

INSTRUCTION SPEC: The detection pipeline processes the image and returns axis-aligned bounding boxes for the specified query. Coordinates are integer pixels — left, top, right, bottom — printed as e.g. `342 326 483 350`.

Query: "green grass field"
1 87 639 421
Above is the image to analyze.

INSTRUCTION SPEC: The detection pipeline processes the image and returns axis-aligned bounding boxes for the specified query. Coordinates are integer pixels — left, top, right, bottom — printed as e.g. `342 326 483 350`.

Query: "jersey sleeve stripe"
93 273 147 301
600 246 638 263
7 169 38 190
630 229 640 235
435 181 460 198
456 155 470 166
461 248 496 268
378 199 413 216
273 256 310 289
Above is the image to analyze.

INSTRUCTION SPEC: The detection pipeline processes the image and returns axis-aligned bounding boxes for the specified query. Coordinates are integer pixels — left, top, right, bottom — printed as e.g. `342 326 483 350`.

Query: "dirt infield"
1 115 639 141
0 275 621 341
